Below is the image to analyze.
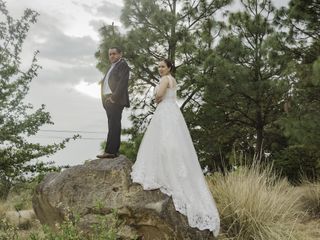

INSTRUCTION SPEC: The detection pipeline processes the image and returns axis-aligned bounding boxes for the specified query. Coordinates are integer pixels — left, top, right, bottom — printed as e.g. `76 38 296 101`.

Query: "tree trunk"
255 110 264 161
168 0 177 72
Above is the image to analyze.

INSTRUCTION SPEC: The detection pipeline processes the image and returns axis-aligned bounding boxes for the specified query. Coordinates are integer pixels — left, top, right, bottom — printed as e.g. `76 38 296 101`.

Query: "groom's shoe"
96 152 118 159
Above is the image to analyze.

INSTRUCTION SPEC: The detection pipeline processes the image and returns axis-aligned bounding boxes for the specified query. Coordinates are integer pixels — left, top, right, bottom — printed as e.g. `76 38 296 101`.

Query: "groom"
97 47 130 159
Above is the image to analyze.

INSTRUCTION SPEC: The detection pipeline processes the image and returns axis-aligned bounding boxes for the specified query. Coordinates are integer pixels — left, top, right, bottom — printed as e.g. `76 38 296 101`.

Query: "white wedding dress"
130 75 220 237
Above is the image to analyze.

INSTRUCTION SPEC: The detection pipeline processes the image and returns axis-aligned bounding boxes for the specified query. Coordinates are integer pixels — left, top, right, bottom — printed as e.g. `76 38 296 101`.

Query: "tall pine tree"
192 0 292 170
273 0 320 181
97 0 232 160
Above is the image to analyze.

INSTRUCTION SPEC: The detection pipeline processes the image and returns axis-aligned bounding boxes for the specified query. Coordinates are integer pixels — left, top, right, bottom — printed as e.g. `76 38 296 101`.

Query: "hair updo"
162 59 174 72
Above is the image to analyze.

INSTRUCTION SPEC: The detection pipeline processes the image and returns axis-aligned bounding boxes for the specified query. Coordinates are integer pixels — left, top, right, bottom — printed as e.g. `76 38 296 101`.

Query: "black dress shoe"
96 152 118 159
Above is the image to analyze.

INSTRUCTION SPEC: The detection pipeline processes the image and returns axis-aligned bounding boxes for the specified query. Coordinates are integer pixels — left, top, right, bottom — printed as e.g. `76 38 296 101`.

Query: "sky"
6 0 126 167
5 0 289 167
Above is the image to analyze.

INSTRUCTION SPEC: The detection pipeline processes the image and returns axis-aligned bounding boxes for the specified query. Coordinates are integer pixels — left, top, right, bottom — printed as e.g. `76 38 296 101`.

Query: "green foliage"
8 180 38 211
273 0 320 180
95 24 127 73
0 218 19 240
100 0 233 111
0 177 11 199
96 0 320 180
97 0 232 166
191 0 292 170
276 0 320 40
0 213 123 240
312 57 320 84
0 0 78 198
273 145 320 183
28 210 133 240
119 128 144 161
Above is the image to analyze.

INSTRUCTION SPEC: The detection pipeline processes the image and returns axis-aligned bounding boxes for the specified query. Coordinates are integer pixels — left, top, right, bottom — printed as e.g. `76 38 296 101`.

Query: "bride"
130 59 220 237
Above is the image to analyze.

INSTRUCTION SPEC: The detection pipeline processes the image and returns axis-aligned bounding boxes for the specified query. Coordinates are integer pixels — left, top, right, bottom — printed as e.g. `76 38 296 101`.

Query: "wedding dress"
130 75 220 236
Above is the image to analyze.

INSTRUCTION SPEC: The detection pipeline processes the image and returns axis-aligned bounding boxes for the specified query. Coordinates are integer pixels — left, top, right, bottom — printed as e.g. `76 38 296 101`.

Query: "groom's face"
108 48 122 63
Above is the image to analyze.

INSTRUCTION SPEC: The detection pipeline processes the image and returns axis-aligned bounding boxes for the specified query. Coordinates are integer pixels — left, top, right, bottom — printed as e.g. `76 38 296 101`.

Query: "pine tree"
273 0 320 180
97 0 232 160
192 0 293 169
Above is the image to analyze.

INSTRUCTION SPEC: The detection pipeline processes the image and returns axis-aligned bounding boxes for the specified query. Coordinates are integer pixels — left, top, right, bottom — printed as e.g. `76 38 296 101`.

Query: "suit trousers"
103 96 124 154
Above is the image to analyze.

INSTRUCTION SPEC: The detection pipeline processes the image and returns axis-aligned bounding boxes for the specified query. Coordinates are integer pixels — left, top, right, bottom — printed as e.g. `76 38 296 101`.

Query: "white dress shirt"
102 58 121 95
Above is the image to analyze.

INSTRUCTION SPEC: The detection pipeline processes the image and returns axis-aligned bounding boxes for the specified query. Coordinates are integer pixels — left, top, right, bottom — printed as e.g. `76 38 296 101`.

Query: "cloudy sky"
6 0 125 166
5 0 289 167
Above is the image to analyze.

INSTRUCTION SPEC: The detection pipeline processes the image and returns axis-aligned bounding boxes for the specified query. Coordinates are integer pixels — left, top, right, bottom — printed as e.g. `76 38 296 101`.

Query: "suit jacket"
101 59 130 107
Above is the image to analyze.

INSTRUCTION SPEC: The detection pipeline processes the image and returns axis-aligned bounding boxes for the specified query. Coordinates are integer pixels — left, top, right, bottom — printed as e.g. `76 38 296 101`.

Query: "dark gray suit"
101 58 130 154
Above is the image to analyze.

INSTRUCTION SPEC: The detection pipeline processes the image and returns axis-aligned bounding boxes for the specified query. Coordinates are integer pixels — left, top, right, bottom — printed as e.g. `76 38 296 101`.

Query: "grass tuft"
208 163 306 240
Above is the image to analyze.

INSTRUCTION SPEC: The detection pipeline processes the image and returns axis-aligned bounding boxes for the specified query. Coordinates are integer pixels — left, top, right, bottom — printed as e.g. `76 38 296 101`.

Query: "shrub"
273 145 320 183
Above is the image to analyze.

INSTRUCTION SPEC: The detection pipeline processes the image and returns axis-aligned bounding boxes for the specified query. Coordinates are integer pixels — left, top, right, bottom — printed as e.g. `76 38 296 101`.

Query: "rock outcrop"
32 156 215 240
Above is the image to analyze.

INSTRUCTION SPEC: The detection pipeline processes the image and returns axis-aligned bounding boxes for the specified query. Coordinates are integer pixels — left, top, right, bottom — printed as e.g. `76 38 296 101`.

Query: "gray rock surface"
32 155 215 240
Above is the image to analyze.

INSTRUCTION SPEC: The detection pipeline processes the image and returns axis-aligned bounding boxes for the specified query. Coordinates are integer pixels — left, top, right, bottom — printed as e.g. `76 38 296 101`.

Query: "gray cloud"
38 34 96 63
89 19 106 33
36 64 102 85
78 1 122 21
28 14 97 62
21 12 102 85
96 2 122 20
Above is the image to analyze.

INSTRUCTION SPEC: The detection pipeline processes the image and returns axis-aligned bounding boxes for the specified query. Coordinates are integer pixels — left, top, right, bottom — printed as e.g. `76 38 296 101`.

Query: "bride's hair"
162 59 174 72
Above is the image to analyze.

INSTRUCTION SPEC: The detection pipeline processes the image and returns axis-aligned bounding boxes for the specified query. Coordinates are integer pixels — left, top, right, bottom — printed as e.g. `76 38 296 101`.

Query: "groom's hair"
109 47 122 54
162 59 174 72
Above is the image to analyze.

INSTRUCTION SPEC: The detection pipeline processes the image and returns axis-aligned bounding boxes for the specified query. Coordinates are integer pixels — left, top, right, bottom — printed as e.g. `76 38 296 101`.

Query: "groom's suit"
101 58 130 155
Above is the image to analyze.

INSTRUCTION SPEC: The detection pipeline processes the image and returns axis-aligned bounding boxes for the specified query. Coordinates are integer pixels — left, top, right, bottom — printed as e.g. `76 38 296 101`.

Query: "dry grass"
207 163 311 240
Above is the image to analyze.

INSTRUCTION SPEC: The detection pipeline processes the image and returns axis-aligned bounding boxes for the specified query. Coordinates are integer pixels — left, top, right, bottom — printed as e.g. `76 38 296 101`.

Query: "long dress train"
130 76 220 237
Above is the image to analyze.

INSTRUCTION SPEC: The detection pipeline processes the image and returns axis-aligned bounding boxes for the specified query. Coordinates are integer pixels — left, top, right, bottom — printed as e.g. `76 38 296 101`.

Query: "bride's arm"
155 77 169 103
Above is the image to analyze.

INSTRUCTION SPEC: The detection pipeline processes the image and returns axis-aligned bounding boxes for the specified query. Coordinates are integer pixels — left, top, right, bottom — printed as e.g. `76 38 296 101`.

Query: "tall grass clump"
207 162 305 240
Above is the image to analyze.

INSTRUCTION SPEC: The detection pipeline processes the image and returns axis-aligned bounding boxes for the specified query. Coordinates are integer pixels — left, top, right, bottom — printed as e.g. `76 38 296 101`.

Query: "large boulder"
32 156 216 240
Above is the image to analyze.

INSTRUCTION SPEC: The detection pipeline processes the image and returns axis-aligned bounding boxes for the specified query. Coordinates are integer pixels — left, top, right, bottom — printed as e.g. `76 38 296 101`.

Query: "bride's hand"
155 96 162 104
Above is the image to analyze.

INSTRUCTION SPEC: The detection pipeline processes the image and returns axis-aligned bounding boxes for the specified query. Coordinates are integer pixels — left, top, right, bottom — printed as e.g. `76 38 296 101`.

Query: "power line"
39 129 106 134
29 135 105 140
28 129 107 140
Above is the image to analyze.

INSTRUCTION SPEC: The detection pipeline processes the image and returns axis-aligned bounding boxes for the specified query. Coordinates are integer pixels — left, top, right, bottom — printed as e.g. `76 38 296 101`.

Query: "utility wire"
28 129 109 140
38 129 106 134
29 135 105 140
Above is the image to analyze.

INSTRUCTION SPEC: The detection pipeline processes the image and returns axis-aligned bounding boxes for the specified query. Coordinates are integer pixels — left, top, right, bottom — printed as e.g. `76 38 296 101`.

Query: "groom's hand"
107 97 115 103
